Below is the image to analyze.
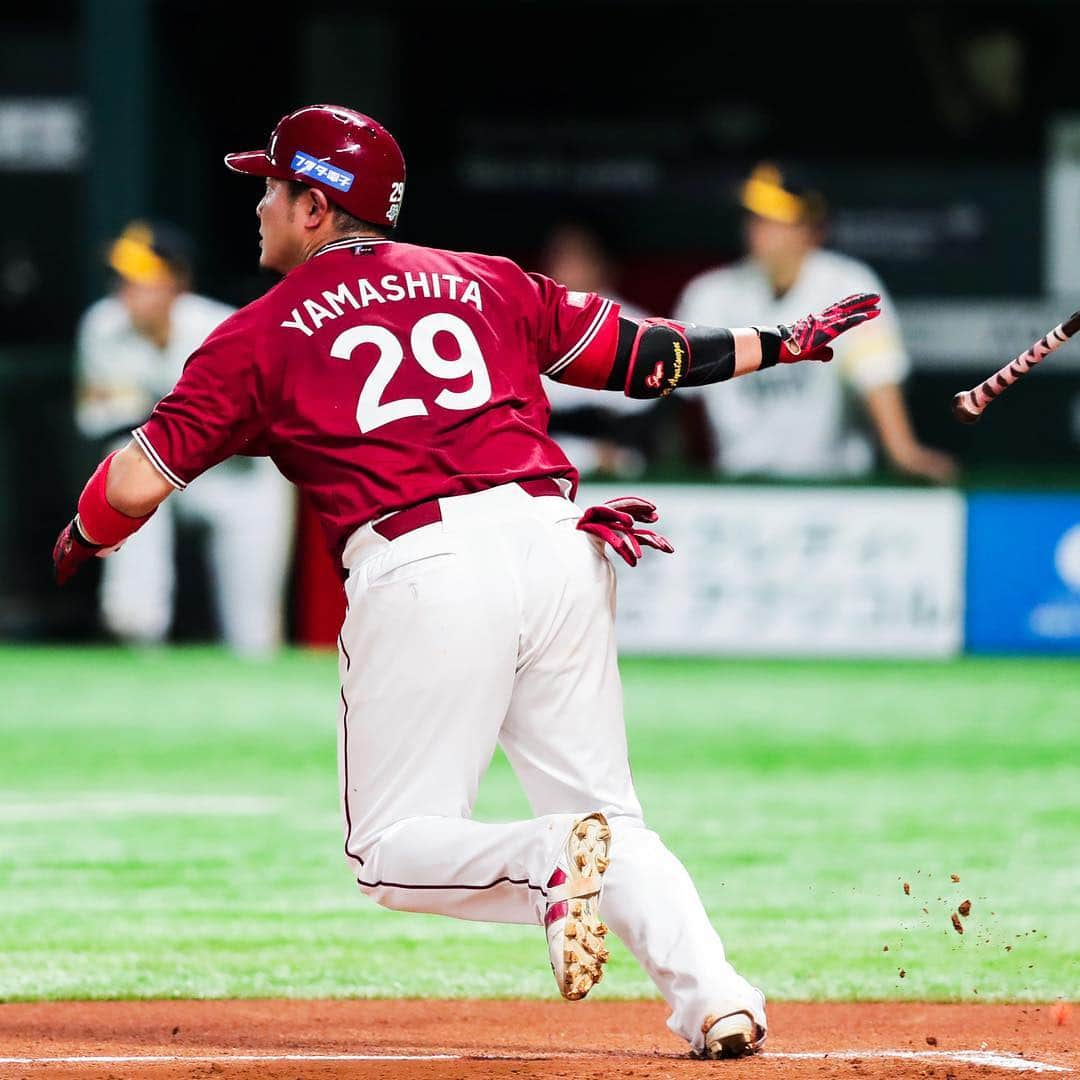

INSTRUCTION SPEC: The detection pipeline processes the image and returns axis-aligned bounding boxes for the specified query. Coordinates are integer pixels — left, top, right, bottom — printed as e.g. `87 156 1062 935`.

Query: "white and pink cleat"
545 812 612 1001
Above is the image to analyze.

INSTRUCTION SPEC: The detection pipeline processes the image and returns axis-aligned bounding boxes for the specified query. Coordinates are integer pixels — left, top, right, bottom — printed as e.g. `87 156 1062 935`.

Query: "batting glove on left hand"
576 496 675 568
778 292 881 364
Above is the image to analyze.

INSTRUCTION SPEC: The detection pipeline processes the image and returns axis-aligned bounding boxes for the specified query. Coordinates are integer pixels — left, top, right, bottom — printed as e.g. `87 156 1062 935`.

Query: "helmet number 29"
330 313 492 434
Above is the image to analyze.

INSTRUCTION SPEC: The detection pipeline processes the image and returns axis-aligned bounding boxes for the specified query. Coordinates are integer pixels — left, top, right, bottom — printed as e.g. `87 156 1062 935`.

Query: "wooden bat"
951 309 1080 424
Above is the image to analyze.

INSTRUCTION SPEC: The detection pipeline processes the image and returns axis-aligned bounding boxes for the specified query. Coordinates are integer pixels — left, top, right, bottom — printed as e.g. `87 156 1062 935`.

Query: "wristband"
754 326 786 369
77 452 155 547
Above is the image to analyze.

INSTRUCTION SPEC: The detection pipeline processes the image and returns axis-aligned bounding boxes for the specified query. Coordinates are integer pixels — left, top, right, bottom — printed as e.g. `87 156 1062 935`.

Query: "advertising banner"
579 484 966 658
966 494 1080 653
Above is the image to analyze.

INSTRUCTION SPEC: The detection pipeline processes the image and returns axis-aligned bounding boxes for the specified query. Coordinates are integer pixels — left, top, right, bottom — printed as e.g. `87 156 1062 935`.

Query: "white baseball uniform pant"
337 482 764 1049
100 459 294 656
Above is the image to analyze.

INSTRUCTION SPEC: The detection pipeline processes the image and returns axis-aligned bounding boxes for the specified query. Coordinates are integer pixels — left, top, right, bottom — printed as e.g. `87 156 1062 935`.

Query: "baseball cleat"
544 812 611 1001
697 1011 766 1059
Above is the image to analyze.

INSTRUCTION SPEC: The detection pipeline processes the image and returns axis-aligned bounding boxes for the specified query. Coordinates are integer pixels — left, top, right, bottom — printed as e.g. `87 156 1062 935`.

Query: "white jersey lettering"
278 274 486 335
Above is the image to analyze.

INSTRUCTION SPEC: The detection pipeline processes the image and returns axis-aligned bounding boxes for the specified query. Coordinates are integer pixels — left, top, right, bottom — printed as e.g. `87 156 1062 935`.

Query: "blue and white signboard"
579 485 966 657
966 494 1080 653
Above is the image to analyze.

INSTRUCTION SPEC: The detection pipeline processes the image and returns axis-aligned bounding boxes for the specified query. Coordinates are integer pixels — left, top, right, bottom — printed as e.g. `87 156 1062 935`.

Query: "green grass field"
1 647 1077 1003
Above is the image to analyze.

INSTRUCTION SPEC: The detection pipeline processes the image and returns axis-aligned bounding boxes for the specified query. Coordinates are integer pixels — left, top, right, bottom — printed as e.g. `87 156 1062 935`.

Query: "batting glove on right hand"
576 496 675 568
778 292 881 364
52 516 103 586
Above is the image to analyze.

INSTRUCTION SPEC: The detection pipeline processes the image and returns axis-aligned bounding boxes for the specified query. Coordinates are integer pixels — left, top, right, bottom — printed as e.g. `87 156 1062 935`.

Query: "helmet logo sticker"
290 150 355 192
387 180 405 223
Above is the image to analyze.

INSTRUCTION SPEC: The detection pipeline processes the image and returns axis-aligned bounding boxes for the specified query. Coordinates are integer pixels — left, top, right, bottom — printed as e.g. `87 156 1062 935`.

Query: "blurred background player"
540 222 656 477
675 164 958 483
75 221 294 655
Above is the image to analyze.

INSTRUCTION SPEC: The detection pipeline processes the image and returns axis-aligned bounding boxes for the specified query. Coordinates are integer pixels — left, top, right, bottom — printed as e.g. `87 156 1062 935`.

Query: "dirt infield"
0 1000 1073 1079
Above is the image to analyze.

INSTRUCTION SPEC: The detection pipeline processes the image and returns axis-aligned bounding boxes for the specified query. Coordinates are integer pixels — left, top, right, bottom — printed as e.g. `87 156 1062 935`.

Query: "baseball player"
76 222 294 654
676 163 957 483
539 222 653 477
52 106 880 1059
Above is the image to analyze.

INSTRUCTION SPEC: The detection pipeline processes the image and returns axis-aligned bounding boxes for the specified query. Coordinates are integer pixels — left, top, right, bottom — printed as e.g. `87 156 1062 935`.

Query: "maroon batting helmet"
225 105 406 229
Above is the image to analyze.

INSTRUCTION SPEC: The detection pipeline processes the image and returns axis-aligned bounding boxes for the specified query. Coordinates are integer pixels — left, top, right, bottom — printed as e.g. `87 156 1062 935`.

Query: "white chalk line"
767 1050 1070 1072
0 1050 1069 1072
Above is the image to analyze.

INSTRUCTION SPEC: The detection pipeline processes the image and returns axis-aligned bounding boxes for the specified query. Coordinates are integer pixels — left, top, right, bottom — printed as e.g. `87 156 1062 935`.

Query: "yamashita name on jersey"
281 271 484 337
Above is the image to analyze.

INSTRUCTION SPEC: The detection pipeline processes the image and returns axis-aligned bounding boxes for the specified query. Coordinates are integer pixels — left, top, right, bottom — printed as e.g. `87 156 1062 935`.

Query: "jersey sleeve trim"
131 426 188 491
542 298 615 377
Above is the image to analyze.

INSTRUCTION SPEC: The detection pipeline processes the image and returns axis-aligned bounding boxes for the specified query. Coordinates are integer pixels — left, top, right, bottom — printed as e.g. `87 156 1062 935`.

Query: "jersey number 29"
331 313 492 434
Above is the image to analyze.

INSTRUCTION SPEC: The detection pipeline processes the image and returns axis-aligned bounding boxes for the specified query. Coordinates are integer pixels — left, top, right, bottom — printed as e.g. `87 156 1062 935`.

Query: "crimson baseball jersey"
135 237 622 561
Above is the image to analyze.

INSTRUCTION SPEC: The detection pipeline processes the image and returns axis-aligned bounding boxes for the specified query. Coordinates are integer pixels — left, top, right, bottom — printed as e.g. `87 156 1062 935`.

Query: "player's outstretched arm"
865 382 959 484
552 293 881 399
52 440 174 584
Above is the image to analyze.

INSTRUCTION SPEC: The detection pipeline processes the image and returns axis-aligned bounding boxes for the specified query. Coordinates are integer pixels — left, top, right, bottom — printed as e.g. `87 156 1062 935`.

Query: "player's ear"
304 187 333 229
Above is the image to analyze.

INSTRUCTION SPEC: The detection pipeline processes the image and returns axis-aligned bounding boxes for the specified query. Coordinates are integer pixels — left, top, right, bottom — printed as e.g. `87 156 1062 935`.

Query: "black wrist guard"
756 326 787 369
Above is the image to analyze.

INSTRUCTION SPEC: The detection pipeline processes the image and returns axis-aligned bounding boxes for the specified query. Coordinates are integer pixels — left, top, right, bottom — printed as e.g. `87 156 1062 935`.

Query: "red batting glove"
576 496 675 568
52 517 104 585
778 292 881 364
52 451 155 585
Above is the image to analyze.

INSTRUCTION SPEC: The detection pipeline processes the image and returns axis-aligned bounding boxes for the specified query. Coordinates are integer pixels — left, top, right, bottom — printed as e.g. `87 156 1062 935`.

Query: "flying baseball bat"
951 309 1080 424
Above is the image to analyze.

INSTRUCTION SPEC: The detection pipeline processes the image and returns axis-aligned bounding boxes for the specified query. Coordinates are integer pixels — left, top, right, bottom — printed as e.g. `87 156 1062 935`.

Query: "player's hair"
285 180 392 239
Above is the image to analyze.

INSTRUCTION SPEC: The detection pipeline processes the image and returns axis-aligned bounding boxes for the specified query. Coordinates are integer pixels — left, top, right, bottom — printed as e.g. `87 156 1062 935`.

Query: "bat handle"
951 311 1080 425
951 390 983 424
952 369 1013 424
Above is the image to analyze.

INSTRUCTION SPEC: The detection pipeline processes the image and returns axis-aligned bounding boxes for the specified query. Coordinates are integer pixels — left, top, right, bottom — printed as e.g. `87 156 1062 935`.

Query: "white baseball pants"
337 482 764 1049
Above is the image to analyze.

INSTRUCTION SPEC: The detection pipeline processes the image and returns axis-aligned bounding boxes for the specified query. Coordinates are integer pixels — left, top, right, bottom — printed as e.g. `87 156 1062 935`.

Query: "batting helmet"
225 105 406 229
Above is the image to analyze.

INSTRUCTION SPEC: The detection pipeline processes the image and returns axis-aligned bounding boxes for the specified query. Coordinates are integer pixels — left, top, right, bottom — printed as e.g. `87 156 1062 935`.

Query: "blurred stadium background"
1 0 1077 1004
5 0 1080 650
